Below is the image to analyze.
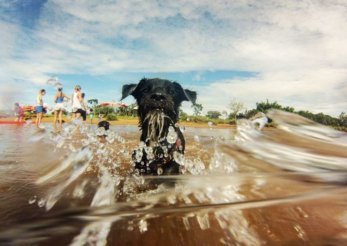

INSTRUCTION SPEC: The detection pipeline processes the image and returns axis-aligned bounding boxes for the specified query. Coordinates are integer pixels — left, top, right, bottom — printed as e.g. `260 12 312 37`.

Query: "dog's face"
122 78 196 123
121 78 196 143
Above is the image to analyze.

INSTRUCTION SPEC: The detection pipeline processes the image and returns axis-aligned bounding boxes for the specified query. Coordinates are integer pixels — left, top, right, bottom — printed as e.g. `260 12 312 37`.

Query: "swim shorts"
36 106 43 113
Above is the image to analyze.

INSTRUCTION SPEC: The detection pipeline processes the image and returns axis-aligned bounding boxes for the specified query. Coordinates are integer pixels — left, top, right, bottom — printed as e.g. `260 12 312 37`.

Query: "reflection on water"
0 110 346 245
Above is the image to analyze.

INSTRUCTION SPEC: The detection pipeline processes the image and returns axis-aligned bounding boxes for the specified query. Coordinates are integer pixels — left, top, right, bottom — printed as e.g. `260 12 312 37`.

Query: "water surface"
0 110 346 245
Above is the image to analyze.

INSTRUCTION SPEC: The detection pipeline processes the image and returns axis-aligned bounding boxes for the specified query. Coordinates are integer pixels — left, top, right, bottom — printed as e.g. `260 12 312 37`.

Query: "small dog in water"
98 120 110 131
121 78 197 175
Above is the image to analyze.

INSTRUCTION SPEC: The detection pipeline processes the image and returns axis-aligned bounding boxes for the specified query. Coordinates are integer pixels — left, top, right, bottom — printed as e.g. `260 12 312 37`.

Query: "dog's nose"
151 93 166 101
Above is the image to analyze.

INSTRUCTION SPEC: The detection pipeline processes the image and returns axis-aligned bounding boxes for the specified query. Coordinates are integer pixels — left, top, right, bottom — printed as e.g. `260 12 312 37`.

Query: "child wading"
14 103 24 122
35 89 46 129
54 87 70 131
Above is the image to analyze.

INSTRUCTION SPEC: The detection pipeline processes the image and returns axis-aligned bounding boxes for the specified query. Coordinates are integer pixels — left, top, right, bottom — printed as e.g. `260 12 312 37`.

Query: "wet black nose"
151 93 166 101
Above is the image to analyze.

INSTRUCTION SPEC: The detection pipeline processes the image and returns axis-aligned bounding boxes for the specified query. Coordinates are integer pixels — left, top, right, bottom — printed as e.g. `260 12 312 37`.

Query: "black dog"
98 120 110 131
121 78 196 175
96 120 110 138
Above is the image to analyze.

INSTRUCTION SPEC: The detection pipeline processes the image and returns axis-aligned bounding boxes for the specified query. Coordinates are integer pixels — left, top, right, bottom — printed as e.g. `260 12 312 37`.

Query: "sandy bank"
0 117 235 129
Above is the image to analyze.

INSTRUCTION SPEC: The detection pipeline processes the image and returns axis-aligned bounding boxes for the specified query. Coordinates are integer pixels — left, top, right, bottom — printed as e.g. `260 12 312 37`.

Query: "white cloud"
192 68 347 116
0 0 346 115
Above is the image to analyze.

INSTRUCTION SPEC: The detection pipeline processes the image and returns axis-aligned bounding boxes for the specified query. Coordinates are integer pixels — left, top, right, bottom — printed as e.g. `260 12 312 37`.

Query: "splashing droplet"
157 167 163 175
167 126 177 144
96 127 106 136
139 219 148 233
37 198 46 208
173 151 184 165
28 196 37 205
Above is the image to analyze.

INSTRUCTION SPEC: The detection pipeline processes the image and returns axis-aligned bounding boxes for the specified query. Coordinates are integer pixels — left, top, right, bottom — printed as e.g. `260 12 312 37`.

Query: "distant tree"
339 112 347 127
117 103 137 117
256 99 282 112
179 109 188 121
239 99 347 131
88 98 98 106
206 110 221 119
106 113 118 121
295 110 340 127
88 99 99 113
127 103 138 117
192 103 203 116
221 110 228 119
95 106 115 116
282 106 295 113
244 109 259 119
229 99 246 121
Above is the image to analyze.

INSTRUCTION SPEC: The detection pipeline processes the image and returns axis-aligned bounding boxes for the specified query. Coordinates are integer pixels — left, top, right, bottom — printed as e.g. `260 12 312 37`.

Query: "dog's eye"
167 88 176 95
142 87 150 93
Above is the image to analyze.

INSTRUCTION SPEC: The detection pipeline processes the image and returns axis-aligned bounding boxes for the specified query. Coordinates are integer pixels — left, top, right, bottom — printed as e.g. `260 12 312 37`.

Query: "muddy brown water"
0 111 346 245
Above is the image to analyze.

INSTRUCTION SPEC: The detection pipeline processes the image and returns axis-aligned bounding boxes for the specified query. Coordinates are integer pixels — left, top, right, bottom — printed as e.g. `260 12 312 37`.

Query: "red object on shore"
99 102 128 107
0 121 26 125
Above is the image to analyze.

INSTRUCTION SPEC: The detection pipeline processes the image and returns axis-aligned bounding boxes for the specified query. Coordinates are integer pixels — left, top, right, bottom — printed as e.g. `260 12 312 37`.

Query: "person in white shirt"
71 85 83 120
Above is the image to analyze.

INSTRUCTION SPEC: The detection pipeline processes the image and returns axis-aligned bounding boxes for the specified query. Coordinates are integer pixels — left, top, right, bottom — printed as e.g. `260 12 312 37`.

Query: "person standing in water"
14 103 24 122
89 108 94 124
71 85 83 120
35 89 46 129
80 92 88 122
53 87 70 131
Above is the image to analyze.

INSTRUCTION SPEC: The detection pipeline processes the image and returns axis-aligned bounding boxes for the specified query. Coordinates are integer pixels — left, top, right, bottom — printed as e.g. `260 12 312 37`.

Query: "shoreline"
0 117 235 129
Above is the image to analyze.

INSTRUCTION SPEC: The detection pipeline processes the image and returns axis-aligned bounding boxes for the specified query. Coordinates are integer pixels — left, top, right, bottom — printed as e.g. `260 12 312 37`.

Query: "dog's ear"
183 89 197 105
121 84 137 100
173 82 197 104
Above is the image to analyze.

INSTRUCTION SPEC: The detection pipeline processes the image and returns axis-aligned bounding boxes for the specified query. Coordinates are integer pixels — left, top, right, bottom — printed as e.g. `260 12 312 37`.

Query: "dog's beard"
143 110 173 144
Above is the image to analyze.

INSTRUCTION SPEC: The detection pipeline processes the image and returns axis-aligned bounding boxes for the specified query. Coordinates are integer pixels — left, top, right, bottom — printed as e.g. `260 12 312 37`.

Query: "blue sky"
1 0 347 116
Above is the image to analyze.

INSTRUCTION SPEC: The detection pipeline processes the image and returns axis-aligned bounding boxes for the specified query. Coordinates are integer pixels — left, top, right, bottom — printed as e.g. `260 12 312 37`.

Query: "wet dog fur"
121 78 196 175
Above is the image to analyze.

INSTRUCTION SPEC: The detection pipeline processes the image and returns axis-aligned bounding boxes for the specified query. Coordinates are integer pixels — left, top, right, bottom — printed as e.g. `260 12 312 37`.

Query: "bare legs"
54 111 58 130
35 112 42 128
54 110 64 131
74 112 81 120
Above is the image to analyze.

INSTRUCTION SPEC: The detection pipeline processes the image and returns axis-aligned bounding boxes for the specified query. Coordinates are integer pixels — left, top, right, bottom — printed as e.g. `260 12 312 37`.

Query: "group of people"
34 85 89 130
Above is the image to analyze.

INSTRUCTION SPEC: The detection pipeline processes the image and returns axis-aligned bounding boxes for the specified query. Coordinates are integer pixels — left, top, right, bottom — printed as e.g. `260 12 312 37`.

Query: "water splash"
232 110 347 183
36 147 93 210
1 111 346 245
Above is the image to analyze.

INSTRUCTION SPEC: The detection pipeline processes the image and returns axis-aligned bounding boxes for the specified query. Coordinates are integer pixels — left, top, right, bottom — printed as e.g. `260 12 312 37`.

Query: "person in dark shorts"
35 89 46 129
79 92 88 121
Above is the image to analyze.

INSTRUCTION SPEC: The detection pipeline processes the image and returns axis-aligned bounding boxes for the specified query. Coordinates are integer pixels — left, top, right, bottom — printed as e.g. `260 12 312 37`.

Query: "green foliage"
177 98 346 131
117 115 137 120
243 109 259 119
179 109 188 121
87 99 98 106
94 106 115 116
116 103 137 117
206 110 221 119
191 103 203 116
253 99 346 130
282 106 295 113
256 99 282 112
296 110 341 127
339 112 347 126
229 100 246 120
24 111 35 119
106 113 118 121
